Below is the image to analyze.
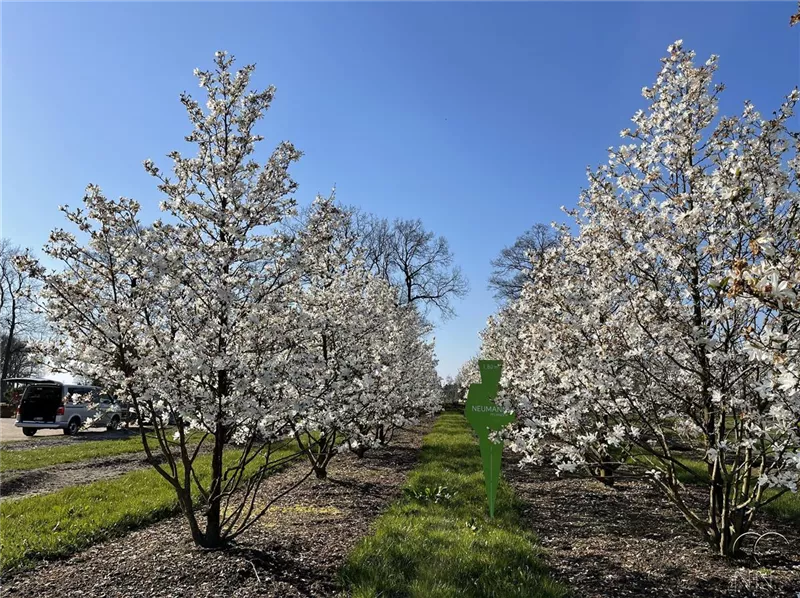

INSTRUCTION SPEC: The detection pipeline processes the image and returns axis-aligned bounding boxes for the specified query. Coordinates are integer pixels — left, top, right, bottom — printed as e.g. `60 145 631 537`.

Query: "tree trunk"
316 433 336 478
709 524 745 557
376 424 393 446
703 466 753 557
299 430 336 480
593 429 615 487
177 489 206 547
706 492 750 557
1 296 17 385
595 464 615 487
203 421 226 548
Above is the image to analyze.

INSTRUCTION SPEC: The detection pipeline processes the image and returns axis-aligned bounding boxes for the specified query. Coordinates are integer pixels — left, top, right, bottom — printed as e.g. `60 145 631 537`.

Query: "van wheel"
107 416 121 431
64 418 81 436
22 428 37 437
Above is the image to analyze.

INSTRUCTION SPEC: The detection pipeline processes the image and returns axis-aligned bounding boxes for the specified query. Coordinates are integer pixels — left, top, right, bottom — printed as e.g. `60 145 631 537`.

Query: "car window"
66 387 93 403
24 385 61 403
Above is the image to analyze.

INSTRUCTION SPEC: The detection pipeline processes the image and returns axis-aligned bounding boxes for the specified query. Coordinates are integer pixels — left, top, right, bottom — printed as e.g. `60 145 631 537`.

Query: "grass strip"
0 440 299 574
0 437 148 473
339 411 567 598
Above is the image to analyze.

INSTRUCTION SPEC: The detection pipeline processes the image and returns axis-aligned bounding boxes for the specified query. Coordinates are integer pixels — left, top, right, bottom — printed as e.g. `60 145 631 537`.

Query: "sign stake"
464 360 515 518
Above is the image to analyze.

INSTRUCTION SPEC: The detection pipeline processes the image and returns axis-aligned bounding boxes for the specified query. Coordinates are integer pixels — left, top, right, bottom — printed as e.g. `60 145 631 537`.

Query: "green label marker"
464 360 515 518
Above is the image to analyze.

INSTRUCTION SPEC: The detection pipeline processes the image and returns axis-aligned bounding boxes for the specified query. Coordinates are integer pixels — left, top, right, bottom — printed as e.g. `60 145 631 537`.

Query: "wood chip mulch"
504 457 800 598
2 422 430 598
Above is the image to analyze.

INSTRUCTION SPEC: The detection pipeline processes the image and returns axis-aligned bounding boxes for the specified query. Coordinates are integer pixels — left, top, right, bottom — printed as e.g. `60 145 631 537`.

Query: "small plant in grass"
406 485 457 504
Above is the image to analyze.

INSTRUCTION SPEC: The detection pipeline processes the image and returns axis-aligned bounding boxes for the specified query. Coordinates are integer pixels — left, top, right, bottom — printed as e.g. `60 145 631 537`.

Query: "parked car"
115 400 139 428
135 403 178 427
10 378 124 436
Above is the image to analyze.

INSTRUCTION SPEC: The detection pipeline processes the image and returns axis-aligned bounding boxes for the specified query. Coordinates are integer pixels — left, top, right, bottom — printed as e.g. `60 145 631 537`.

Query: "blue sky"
2 1 798 378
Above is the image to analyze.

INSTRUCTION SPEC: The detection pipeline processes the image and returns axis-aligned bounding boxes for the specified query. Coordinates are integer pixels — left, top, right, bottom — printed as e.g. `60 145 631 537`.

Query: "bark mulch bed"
2 422 430 598
0 452 152 501
504 458 800 598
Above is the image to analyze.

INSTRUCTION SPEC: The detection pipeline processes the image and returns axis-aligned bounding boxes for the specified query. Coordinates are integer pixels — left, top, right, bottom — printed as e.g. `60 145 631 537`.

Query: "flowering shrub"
285 196 442 476
480 41 799 557
21 51 442 548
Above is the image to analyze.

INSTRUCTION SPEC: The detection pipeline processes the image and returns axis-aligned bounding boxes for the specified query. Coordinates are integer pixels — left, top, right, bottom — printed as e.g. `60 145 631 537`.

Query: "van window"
66 387 95 403
25 385 62 403
20 385 63 422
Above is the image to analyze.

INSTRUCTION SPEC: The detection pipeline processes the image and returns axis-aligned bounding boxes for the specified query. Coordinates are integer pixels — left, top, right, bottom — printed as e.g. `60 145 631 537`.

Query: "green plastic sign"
465 360 515 518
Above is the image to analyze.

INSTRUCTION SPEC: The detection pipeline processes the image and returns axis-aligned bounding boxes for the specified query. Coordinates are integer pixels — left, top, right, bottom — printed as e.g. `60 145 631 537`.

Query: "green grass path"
0 436 148 473
339 411 567 598
0 441 298 574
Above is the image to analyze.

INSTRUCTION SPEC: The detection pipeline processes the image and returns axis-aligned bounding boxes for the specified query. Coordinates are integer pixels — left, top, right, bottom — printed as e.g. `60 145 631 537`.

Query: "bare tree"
441 376 462 407
351 210 468 320
0 240 40 396
487 223 560 304
0 335 37 382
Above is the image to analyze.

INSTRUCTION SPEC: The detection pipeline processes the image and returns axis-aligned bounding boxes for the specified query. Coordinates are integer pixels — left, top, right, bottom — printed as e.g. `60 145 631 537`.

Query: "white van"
11 378 123 436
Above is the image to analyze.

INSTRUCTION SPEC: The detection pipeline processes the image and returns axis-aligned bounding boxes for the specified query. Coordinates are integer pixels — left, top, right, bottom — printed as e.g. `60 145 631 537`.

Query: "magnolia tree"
23 52 319 548
483 41 799 557
1 240 42 390
23 52 444 548
311 207 444 457
342 309 441 456
723 93 800 422
454 355 481 401
283 196 365 478
284 196 440 476
18 189 147 407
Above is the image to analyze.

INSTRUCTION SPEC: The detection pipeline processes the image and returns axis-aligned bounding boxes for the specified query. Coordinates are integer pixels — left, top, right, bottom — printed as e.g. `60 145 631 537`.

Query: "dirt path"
0 452 153 501
2 421 431 597
504 457 800 598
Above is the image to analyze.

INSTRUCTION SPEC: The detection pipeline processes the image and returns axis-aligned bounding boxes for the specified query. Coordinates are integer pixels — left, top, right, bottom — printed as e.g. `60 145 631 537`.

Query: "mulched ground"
0 452 153 501
505 457 800 598
1 422 430 598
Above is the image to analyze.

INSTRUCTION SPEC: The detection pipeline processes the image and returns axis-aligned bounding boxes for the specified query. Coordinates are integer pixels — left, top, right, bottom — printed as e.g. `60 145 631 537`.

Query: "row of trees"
15 52 456 548
474 40 799 557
